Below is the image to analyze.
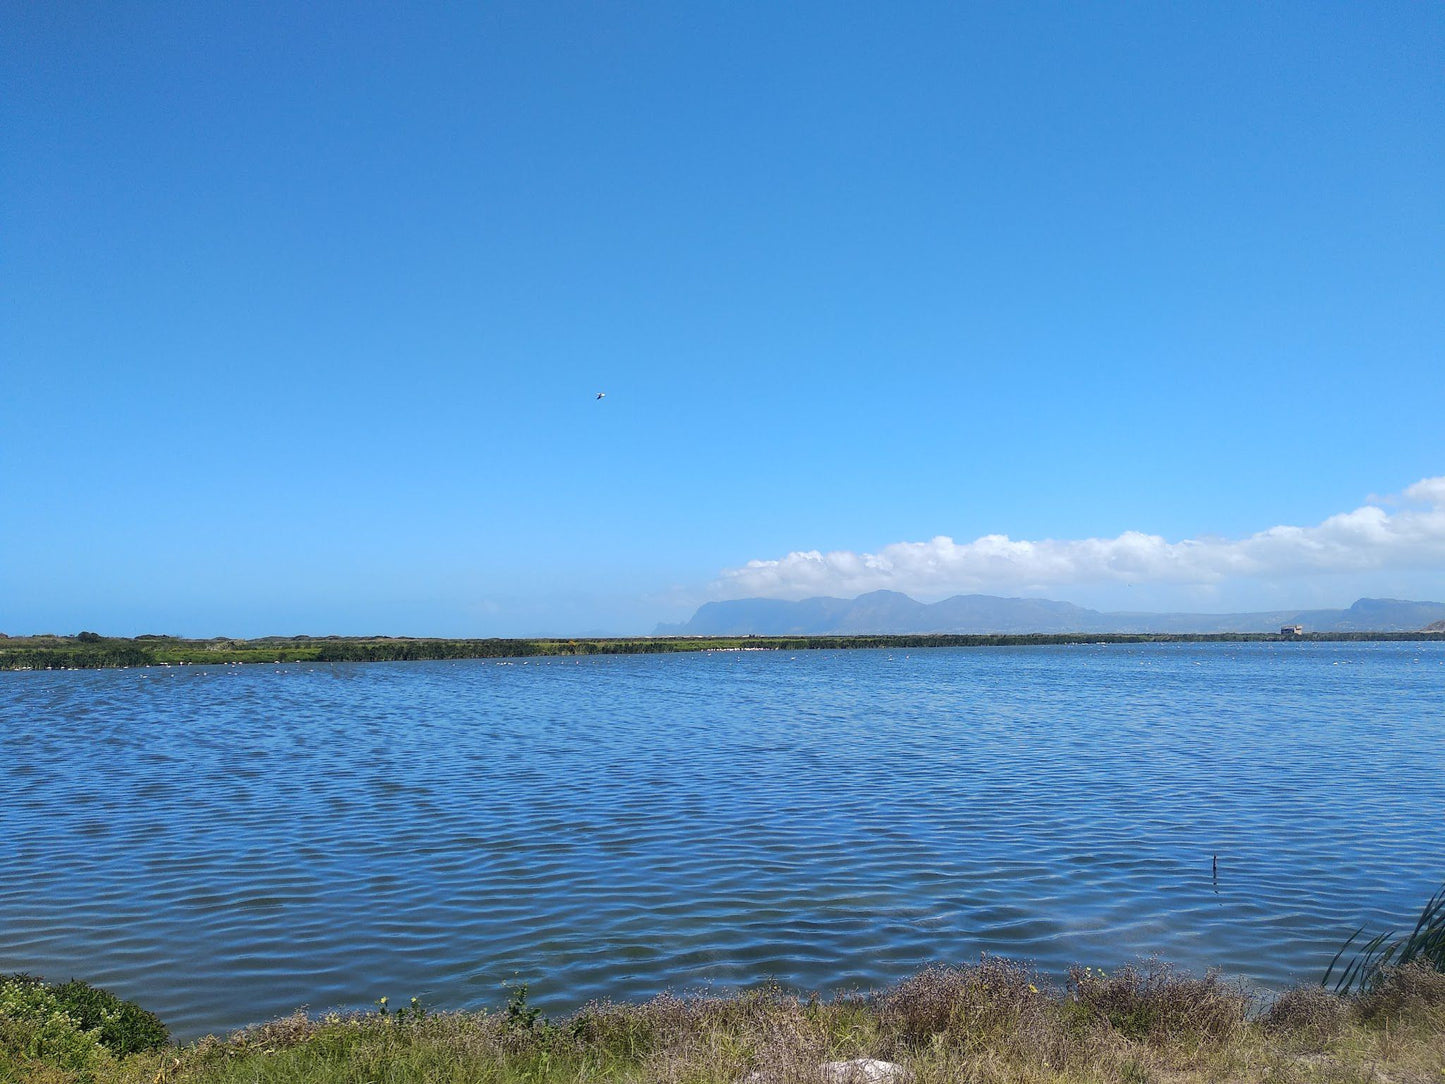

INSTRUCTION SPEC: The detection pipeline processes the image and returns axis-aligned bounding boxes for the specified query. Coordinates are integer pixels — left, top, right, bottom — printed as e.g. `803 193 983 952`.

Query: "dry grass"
1260 984 1352 1048
1066 959 1251 1047
1354 960 1445 1024
877 958 1050 1048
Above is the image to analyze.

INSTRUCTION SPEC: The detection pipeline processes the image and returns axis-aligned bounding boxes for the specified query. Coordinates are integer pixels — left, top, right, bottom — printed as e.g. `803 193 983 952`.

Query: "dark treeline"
1 629 1441 671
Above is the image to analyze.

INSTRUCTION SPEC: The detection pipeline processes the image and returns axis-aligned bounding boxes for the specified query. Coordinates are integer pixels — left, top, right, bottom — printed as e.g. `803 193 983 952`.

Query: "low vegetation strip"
3 959 1443 1084
2 629 1440 671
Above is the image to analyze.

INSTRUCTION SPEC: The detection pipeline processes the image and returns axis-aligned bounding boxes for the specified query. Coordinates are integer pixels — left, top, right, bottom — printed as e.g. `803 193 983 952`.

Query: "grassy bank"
4 959 1445 1084
3 629 1441 671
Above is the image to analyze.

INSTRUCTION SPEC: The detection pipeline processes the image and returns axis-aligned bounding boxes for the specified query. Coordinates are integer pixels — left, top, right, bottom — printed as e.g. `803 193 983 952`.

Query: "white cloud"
718 476 1445 601
1405 476 1445 506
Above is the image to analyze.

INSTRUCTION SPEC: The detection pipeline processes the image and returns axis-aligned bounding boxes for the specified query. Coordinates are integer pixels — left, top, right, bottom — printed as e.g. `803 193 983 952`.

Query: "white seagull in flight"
595 392 606 400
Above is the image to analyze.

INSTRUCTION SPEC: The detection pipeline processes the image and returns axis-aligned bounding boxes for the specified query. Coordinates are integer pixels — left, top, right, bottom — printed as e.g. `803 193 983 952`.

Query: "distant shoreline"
2 630 1442 671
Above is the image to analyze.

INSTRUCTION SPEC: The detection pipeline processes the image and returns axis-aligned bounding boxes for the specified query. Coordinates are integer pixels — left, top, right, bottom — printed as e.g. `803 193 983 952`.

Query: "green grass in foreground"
3 628 1441 671
4 958 1444 1084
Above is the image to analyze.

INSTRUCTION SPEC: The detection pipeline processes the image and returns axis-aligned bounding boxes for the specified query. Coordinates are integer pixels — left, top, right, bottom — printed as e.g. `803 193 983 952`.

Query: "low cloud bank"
719 477 1445 601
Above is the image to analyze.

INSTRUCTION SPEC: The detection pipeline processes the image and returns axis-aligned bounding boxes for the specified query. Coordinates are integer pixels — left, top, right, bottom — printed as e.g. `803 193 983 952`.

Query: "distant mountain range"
656 591 1445 636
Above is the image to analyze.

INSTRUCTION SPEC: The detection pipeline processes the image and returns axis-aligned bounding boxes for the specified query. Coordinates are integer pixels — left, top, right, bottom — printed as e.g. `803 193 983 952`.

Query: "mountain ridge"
657 591 1445 636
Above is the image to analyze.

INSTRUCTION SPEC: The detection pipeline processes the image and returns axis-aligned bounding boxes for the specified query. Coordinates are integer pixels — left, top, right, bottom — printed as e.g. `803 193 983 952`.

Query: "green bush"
0 972 168 1073
0 974 107 1074
50 979 169 1054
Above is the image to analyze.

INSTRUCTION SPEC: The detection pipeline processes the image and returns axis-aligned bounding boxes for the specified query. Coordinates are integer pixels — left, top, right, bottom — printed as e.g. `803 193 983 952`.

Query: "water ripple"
1 643 1442 1038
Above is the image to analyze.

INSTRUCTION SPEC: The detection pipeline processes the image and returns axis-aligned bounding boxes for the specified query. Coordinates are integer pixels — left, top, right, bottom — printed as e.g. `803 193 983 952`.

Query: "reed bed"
1325 881 1445 996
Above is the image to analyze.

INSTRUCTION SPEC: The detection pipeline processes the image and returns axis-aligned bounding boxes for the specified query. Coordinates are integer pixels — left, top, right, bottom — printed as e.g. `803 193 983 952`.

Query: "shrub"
877 958 1048 1048
0 974 107 1074
49 978 169 1054
1260 984 1350 1045
0 972 169 1076
569 993 696 1057
226 1009 323 1051
1067 961 1248 1045
1354 960 1445 1022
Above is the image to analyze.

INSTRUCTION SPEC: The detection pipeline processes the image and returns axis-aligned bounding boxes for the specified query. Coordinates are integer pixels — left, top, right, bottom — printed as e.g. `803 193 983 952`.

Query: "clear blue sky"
3 2 1442 636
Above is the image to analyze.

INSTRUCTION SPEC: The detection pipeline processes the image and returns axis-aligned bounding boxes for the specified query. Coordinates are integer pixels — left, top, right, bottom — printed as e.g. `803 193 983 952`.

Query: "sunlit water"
2 642 1443 1038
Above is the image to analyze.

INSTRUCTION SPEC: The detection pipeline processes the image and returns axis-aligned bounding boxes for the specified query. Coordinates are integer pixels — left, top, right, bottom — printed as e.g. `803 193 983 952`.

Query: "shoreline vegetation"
4 957 1443 1084
3 629 1443 672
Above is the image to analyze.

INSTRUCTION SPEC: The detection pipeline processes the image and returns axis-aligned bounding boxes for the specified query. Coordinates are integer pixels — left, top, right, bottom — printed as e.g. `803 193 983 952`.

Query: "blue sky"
3 2 1442 636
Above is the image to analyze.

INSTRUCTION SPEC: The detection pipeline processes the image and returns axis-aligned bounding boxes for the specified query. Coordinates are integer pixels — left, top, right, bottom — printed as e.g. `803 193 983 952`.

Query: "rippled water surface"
3 643 1443 1037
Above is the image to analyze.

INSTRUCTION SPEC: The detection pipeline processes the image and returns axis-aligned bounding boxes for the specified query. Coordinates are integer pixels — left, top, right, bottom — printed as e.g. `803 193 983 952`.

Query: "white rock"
738 1058 908 1084
819 1059 909 1084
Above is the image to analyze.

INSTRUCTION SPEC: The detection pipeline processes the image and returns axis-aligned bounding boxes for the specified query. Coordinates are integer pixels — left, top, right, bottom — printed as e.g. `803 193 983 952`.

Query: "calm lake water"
3 642 1443 1038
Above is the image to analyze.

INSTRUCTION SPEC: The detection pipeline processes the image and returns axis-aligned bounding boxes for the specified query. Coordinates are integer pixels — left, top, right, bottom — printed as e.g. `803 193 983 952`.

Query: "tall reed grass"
1324 882 1445 994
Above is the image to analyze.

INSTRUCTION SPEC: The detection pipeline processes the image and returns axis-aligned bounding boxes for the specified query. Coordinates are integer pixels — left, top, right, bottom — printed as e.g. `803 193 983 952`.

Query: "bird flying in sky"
596 392 606 400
